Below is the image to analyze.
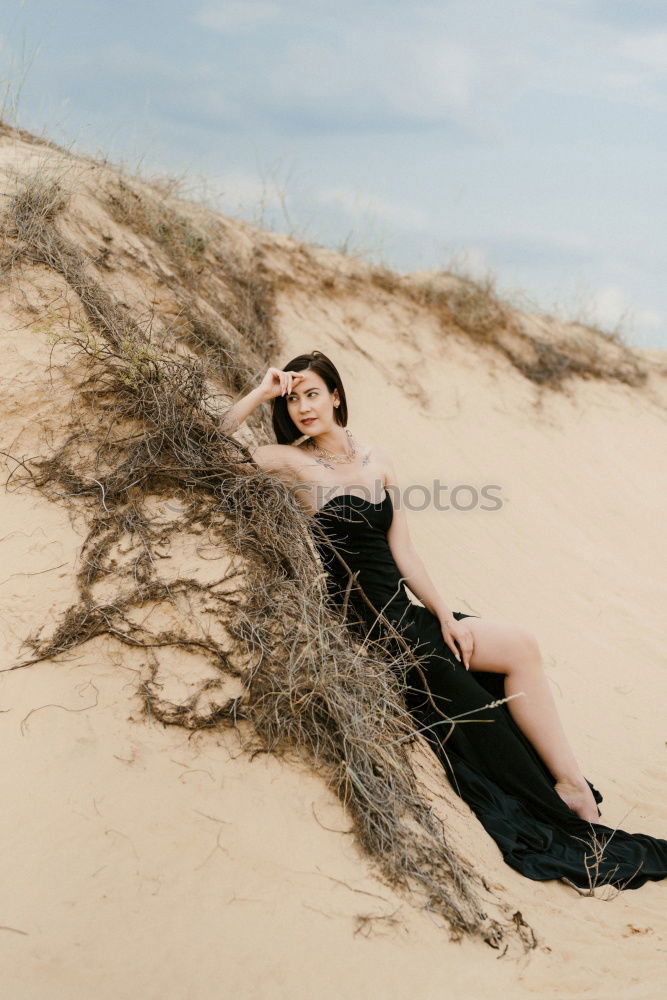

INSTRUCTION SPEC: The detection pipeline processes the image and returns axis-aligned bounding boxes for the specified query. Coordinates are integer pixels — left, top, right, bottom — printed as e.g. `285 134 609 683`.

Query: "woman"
224 350 667 889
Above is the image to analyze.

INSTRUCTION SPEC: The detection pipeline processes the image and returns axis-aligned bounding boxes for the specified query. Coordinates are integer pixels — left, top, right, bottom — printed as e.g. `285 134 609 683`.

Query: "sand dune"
1 123 665 999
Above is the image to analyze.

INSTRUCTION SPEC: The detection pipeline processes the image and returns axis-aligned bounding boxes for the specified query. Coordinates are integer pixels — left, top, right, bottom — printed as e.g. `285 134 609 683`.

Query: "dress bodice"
309 491 414 634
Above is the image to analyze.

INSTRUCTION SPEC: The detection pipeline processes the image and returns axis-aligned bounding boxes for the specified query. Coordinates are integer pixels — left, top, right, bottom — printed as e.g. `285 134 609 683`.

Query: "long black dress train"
310 490 667 890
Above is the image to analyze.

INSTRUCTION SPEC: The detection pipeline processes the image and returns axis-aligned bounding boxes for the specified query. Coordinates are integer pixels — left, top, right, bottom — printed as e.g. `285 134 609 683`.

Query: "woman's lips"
301 418 316 424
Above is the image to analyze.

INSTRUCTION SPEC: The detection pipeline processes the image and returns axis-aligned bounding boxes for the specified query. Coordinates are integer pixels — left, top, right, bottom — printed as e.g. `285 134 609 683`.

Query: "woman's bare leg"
463 618 599 823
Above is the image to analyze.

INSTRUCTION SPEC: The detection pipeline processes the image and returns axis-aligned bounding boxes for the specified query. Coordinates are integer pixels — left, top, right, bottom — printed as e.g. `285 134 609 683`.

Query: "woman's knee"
513 626 541 666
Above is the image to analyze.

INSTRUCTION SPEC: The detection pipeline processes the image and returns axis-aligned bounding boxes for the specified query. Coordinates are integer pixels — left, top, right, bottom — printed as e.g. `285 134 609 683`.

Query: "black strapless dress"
310 491 667 890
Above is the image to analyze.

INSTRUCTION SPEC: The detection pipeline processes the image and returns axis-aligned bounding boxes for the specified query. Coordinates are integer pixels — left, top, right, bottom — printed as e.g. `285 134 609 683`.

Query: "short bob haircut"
271 350 348 444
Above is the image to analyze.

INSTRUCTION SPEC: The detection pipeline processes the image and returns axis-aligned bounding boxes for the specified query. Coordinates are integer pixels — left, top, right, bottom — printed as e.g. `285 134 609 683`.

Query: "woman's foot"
554 776 600 823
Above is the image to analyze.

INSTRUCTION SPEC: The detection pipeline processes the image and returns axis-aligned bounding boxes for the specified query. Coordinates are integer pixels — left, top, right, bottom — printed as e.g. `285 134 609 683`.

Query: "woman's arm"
378 446 456 628
220 368 305 434
220 386 268 434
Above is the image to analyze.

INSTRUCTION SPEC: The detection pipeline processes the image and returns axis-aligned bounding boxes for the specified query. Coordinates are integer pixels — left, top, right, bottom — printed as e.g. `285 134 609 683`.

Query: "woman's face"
285 371 339 435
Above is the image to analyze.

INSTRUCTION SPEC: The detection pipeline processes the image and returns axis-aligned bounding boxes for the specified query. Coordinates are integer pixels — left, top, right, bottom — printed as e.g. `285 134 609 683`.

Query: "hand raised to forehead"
259 367 306 400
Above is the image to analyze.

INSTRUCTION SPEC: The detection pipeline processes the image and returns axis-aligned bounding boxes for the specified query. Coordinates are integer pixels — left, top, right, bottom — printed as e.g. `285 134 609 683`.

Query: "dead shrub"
0 166 537 950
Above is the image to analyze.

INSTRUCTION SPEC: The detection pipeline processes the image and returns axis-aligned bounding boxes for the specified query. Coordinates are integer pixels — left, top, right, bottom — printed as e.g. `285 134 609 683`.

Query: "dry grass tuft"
103 172 278 360
406 270 648 390
106 175 208 277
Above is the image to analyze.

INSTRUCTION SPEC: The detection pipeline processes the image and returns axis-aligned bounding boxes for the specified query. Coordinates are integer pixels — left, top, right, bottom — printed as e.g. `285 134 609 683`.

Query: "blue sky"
2 0 667 348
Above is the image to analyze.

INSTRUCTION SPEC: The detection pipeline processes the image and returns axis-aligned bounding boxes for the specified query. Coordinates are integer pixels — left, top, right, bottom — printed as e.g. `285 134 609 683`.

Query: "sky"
2 0 667 349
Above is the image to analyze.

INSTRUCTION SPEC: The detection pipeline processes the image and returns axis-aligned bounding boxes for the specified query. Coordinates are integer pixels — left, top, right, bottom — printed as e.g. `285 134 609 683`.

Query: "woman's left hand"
440 618 475 670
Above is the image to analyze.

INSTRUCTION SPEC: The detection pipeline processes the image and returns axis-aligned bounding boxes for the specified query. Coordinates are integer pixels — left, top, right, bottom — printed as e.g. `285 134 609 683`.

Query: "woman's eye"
288 391 317 401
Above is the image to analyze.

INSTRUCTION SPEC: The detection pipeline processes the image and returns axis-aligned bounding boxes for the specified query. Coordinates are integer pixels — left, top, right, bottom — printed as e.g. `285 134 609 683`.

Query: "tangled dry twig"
0 163 535 949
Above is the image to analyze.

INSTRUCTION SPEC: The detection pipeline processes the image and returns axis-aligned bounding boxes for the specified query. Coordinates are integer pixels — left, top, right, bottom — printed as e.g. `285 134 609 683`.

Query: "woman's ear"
333 389 340 408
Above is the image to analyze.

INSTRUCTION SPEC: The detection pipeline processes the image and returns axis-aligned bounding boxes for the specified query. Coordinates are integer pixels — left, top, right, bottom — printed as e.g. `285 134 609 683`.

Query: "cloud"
368 35 481 120
183 169 291 227
183 168 288 215
205 169 270 204
526 18 667 110
316 186 430 233
620 30 667 70
95 3 667 137
263 28 517 136
233 3 667 132
585 284 663 334
193 2 281 34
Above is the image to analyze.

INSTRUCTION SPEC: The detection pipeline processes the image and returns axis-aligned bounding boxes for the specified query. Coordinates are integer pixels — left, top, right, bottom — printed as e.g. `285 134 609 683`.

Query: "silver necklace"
307 428 358 464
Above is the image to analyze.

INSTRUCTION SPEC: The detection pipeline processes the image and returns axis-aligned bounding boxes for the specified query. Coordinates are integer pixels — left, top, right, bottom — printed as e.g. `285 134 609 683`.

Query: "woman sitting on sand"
222 349 667 890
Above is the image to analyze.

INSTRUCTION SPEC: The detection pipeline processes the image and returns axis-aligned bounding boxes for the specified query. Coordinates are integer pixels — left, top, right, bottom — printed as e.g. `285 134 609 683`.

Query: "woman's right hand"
258 367 306 401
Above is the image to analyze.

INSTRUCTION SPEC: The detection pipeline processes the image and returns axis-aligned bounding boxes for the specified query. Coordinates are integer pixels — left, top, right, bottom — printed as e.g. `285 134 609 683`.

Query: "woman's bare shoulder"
367 443 401 489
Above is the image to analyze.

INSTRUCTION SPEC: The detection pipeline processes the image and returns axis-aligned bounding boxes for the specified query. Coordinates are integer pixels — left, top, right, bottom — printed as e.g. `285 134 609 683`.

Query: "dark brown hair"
271 350 348 444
